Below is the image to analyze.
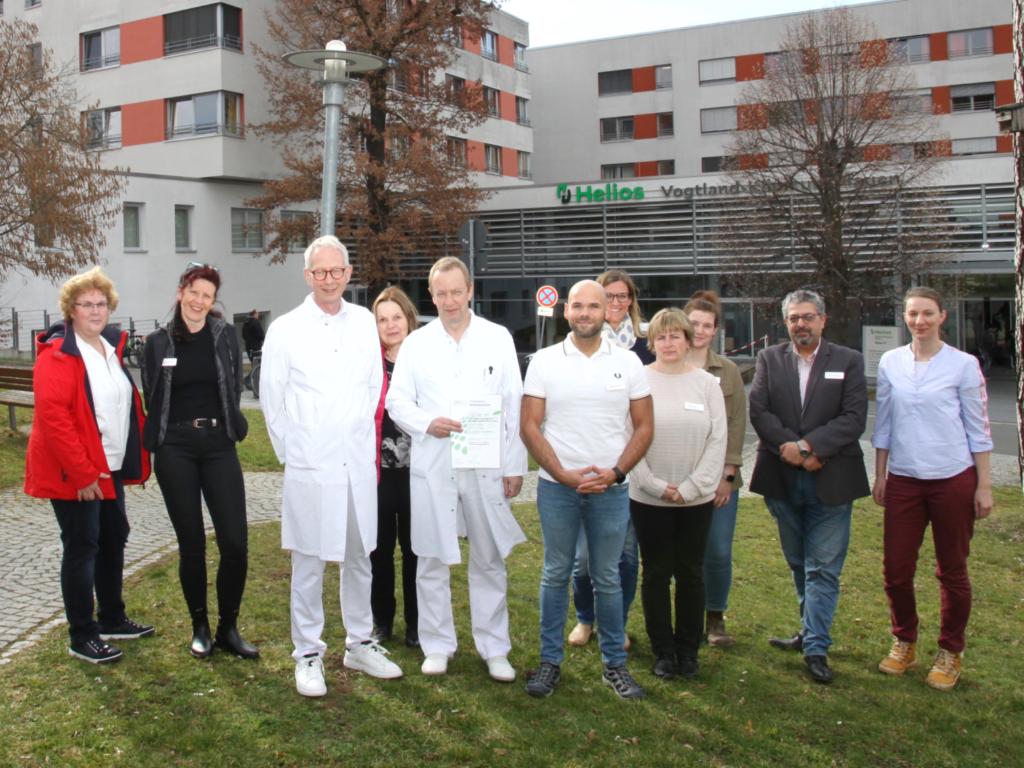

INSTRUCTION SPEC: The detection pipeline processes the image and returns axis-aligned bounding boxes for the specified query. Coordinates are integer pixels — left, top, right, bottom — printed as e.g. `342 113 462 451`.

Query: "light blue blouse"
872 343 992 480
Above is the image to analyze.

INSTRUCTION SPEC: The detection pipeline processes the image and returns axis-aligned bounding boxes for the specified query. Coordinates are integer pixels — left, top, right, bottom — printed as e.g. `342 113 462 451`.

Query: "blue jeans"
703 490 739 612
537 479 630 668
571 521 639 627
764 470 852 658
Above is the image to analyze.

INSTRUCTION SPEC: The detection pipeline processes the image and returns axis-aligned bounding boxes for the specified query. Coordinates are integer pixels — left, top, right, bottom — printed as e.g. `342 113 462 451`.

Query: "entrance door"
961 298 1015 373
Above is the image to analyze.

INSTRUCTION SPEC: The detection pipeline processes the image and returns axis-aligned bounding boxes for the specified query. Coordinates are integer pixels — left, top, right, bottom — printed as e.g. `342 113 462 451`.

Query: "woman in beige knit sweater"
629 308 727 681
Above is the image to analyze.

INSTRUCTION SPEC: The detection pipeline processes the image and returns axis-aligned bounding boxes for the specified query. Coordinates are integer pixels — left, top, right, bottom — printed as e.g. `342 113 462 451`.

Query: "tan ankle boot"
705 611 734 648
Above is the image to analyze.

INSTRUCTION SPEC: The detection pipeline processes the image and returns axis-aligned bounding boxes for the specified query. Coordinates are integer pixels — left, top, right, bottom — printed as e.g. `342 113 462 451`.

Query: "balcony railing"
656 80 672 90
601 131 634 143
487 104 501 118
86 134 121 150
516 115 531 126
518 169 532 180
658 125 674 138
482 47 498 62
166 122 244 140
485 161 502 174
514 58 529 73
164 34 242 56
81 53 120 71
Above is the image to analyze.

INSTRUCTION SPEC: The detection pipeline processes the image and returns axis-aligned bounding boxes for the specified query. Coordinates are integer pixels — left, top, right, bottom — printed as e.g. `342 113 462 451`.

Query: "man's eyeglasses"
785 313 820 325
310 267 349 281
606 292 631 304
74 301 109 312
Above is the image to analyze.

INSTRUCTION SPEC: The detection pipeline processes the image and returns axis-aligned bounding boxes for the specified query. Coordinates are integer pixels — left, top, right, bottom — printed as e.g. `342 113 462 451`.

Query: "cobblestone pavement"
3 444 1018 664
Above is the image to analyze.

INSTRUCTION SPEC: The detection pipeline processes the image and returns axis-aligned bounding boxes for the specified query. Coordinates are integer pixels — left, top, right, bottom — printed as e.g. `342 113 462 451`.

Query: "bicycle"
245 350 262 398
124 333 146 368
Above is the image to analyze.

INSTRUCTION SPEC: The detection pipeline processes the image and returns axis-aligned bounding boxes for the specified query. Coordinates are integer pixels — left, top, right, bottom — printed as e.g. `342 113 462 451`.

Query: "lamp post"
283 40 387 237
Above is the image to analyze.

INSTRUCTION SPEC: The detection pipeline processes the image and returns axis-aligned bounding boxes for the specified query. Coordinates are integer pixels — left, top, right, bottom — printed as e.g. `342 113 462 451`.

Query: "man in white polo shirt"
520 279 654 700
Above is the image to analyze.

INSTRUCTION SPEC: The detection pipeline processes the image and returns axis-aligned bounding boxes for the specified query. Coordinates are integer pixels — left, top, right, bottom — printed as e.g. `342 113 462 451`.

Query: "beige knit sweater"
629 366 728 507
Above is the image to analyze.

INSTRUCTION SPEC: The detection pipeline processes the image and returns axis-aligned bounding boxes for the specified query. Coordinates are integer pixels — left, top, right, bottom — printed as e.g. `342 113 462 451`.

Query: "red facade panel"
993 24 1013 55
932 139 952 158
499 90 516 122
497 35 515 67
121 99 166 147
863 144 891 162
635 161 659 177
633 113 657 140
860 40 888 67
737 103 768 131
501 146 518 177
466 139 485 172
735 54 764 82
121 16 164 65
995 80 1015 108
931 85 951 115
929 32 947 61
632 66 656 93
463 29 482 56
997 135 1013 154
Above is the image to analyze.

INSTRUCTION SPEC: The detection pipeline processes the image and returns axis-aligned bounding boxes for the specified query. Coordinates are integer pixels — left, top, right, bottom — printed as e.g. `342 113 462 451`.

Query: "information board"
863 326 901 377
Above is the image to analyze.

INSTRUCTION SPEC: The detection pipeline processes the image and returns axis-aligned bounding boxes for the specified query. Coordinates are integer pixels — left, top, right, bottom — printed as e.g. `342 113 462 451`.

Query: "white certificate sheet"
451 396 503 469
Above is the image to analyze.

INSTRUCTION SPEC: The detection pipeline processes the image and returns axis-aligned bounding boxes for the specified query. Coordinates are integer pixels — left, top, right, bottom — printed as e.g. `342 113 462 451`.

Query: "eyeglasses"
606 292 631 304
184 261 220 273
310 267 349 281
785 313 820 325
74 301 109 312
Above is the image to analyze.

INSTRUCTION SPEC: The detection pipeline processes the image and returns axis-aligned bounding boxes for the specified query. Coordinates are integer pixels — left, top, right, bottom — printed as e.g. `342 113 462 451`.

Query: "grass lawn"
1 479 1023 766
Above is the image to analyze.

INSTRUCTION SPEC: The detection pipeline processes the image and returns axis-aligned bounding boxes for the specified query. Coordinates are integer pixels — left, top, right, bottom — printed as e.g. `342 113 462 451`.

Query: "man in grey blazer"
749 289 870 684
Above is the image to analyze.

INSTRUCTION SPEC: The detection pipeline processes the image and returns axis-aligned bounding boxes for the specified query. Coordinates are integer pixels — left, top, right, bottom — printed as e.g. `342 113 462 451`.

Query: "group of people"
25 236 992 701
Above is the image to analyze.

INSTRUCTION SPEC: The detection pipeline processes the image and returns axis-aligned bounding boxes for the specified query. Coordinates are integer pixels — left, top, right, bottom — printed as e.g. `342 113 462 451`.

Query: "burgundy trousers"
883 467 977 654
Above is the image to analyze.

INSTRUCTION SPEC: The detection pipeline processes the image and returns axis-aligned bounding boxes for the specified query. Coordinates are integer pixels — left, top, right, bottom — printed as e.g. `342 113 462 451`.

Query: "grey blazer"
748 339 870 507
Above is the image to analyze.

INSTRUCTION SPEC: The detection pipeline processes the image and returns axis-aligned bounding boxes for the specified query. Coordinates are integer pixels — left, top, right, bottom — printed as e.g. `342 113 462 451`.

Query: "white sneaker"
486 655 515 683
343 641 403 679
295 655 327 697
421 653 449 675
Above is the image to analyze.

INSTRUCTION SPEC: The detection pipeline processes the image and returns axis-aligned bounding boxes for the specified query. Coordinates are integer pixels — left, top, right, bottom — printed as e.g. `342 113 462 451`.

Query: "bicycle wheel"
250 361 261 398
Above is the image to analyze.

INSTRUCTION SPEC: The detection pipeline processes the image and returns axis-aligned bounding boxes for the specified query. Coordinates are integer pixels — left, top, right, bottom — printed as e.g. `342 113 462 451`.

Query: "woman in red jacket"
24 268 152 665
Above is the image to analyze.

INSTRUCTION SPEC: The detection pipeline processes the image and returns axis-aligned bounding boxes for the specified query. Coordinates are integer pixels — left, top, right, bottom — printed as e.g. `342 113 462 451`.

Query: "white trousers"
417 470 511 661
290 488 373 660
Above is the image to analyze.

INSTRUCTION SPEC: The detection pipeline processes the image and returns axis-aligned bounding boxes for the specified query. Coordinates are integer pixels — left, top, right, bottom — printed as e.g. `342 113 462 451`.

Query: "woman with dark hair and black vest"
141 263 256 660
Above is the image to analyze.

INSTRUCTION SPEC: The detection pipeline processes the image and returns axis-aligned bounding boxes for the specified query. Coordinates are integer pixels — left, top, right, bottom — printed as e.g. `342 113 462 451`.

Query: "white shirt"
792 342 821 406
77 333 132 472
523 335 650 483
260 294 383 561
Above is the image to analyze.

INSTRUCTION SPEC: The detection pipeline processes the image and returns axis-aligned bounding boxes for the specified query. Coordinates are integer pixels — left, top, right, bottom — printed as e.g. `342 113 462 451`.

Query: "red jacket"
24 322 151 500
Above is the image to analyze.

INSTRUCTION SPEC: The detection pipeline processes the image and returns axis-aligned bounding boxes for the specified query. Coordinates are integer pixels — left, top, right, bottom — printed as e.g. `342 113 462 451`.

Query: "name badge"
607 382 625 391
162 358 178 367
684 402 705 411
714 376 722 384
824 371 844 380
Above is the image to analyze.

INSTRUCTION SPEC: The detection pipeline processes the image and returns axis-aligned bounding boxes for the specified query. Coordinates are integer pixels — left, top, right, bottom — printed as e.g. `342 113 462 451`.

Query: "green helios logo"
557 183 645 204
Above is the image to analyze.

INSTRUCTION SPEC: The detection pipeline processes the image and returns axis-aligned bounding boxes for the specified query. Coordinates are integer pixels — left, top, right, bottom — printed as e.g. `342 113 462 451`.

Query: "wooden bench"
0 365 34 430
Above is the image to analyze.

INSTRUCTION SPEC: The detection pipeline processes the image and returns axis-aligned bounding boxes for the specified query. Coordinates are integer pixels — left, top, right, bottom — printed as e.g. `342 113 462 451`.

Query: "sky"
501 0 882 47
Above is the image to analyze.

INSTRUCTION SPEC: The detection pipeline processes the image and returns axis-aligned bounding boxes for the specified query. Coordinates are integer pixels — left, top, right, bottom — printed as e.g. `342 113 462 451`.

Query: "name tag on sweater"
684 402 705 411
162 358 178 367
607 382 625 391
825 371 844 380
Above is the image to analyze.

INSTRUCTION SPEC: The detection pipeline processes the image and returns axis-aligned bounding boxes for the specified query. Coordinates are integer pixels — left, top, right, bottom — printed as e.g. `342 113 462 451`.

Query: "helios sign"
557 183 646 204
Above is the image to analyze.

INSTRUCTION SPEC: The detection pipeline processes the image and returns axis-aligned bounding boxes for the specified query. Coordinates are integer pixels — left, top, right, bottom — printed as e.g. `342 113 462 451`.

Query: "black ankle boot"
190 616 214 659
215 618 260 659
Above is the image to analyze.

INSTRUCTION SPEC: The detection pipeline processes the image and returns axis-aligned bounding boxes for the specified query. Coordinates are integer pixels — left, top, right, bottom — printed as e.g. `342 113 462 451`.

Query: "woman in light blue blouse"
871 286 993 692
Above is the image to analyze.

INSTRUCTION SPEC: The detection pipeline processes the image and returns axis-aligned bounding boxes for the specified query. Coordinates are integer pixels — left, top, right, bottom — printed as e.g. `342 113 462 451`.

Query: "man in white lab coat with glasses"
261 235 403 698
386 257 527 683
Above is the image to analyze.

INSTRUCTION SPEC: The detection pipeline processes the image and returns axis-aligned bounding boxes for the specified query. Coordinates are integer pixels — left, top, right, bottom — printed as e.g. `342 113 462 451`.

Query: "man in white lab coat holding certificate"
261 236 403 698
386 257 527 683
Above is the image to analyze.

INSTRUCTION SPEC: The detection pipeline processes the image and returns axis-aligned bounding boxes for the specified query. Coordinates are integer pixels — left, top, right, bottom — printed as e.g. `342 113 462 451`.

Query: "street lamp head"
282 41 388 82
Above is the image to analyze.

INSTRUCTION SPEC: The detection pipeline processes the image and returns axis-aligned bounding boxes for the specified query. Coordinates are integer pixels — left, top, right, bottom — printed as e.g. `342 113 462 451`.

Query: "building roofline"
527 0 900 51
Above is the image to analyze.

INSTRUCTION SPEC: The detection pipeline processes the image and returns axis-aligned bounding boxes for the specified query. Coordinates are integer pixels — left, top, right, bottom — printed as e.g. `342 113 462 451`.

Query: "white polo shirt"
523 334 650 483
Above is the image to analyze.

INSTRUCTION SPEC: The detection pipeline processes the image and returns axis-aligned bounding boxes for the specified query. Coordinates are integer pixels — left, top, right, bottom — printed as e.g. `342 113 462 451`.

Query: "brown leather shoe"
705 612 735 648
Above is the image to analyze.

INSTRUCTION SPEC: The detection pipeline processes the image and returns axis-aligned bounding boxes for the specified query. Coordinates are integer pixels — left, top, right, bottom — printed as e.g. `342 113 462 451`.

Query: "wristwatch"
612 466 627 484
722 473 736 483
797 440 812 458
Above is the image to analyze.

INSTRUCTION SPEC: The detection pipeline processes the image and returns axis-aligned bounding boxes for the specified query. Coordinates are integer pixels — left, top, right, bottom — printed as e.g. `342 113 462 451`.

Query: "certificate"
451 396 503 469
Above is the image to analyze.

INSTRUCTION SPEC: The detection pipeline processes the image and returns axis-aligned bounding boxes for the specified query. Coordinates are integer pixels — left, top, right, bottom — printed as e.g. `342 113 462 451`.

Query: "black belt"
173 418 219 428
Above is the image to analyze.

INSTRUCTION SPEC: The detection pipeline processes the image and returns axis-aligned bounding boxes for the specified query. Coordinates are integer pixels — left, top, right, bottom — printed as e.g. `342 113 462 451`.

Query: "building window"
891 88 933 115
514 42 528 72
700 106 737 133
445 73 464 93
388 134 409 159
485 144 502 175
951 83 996 113
890 35 930 64
175 206 193 251
702 156 724 173
446 136 467 167
948 28 994 59
657 113 674 138
0 2 4 16
765 51 802 76
518 151 531 179
598 69 632 96
445 24 463 49
81 27 120 71
657 160 675 175
951 137 997 155
516 97 530 126
123 204 142 250
164 3 242 56
167 91 243 139
84 107 121 149
388 59 409 93
601 164 636 179
655 64 672 90
481 30 498 61
280 211 311 251
483 87 500 118
231 208 264 250
601 116 634 142
28 42 42 73
699 57 735 85
25 0 40 8
891 142 933 161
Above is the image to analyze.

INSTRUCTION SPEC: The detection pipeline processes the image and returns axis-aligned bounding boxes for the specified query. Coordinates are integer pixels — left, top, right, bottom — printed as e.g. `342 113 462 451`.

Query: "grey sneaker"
603 665 645 700
525 662 561 698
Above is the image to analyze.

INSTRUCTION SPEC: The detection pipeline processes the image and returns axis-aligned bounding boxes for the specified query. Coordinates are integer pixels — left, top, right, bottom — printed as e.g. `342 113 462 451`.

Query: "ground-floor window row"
121 204 314 253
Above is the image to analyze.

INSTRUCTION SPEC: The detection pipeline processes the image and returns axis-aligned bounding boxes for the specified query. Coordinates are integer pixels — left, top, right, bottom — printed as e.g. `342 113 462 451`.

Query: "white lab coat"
260 294 382 561
386 313 528 566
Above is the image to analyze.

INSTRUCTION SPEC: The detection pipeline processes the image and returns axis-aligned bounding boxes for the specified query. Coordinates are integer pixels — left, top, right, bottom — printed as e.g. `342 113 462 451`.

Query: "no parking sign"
536 286 558 317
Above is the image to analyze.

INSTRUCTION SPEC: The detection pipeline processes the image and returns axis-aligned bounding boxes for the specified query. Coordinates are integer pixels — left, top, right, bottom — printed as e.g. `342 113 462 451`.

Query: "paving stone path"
2 444 1019 664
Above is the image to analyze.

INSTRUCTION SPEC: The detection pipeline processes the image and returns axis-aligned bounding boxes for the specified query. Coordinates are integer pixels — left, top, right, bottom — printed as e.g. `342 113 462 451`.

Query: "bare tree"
718 5 951 341
1013 0 1024 486
0 20 127 284
248 0 497 294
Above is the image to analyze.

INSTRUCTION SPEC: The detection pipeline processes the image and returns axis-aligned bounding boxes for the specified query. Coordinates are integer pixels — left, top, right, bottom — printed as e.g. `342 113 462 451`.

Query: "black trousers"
154 425 248 623
51 472 129 644
630 498 716 659
370 467 418 631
